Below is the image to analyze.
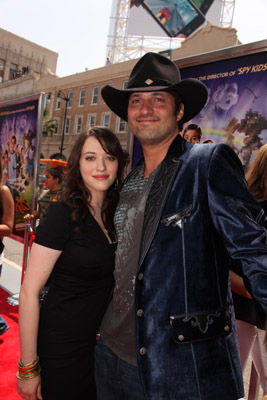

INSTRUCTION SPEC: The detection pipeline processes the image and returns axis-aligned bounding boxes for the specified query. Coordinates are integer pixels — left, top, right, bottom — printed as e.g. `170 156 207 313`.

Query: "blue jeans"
94 338 146 400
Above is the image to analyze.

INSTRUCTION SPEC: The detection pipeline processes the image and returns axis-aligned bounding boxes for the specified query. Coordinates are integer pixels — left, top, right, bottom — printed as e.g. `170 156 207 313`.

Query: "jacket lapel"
138 135 186 267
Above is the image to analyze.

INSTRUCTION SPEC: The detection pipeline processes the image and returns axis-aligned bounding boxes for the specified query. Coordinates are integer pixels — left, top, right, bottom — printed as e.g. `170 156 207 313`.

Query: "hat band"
128 78 177 89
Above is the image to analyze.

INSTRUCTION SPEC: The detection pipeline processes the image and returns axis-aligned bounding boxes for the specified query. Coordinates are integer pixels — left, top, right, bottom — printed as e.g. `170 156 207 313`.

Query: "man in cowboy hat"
94 52 267 400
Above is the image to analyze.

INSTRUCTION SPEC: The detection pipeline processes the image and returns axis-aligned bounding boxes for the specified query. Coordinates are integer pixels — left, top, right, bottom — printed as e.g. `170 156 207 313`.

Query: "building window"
79 89 85 106
9 63 17 80
101 112 111 128
64 117 71 134
45 94 50 109
56 97 61 109
117 117 127 132
122 81 128 89
91 87 99 105
87 114 96 129
75 116 83 133
53 119 59 134
0 59 4 83
67 92 73 108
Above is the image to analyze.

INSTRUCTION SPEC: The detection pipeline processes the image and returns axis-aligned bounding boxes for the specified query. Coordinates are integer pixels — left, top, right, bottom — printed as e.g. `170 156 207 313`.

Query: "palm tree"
42 108 56 136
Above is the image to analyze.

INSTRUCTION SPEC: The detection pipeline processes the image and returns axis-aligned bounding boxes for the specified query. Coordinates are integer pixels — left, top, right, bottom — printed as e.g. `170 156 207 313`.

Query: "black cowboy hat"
101 52 208 124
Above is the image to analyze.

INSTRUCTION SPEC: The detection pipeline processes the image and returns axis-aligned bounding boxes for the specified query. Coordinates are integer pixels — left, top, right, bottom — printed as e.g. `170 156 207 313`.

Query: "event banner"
180 50 267 170
0 94 44 239
131 48 267 169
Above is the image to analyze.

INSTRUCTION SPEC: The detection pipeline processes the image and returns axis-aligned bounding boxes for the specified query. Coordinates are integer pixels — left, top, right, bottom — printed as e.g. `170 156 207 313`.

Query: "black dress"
35 202 116 400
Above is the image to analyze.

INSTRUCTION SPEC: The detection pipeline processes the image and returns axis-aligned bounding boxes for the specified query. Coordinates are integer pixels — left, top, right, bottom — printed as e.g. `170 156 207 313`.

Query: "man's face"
183 129 200 143
127 91 183 146
216 83 239 111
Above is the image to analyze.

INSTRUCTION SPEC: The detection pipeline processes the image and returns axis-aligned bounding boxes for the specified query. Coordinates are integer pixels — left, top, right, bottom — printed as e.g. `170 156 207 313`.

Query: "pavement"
0 236 263 399
1 236 24 295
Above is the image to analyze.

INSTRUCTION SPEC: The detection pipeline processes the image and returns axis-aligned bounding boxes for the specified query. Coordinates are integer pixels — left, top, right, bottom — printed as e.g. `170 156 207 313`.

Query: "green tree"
42 108 56 136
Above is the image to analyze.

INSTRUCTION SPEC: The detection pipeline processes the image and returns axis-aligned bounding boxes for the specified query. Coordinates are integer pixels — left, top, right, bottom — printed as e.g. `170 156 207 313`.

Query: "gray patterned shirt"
100 163 157 365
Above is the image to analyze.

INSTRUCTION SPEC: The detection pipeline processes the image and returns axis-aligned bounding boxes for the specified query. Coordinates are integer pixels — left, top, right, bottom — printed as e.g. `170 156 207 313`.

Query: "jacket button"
224 325 230 332
178 334 184 341
139 347 147 356
138 273 144 280
137 309 144 317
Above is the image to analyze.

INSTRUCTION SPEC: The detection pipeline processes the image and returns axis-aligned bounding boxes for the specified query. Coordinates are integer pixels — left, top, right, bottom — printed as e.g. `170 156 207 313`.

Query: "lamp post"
57 90 70 160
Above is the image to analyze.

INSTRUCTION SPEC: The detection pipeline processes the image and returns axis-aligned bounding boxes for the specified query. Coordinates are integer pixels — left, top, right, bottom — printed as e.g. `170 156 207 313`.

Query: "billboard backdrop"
0 94 43 239
180 50 267 170
128 0 221 37
131 47 267 170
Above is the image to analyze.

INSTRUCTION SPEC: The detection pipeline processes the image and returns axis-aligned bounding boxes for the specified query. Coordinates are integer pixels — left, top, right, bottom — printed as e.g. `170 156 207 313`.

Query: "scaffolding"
107 0 236 64
219 0 236 27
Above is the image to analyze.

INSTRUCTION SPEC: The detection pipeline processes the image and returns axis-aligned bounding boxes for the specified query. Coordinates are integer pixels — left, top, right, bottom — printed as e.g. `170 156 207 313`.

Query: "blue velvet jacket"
133 135 267 400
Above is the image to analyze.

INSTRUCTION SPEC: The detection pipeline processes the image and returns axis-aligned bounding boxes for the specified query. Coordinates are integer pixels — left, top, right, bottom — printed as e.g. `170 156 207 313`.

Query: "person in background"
0 157 14 336
24 167 64 294
15 143 21 180
7 135 16 197
203 138 214 144
231 143 267 398
183 123 202 143
17 127 128 400
24 167 63 223
94 52 267 400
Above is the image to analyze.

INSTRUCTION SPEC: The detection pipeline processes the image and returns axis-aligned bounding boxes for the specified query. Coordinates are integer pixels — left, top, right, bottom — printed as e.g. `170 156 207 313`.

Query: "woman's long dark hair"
246 144 267 202
59 127 129 240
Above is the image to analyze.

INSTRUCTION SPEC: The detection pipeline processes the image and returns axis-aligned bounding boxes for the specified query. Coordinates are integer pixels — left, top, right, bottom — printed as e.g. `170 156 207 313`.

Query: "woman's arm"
0 185 14 236
230 270 253 299
17 242 62 400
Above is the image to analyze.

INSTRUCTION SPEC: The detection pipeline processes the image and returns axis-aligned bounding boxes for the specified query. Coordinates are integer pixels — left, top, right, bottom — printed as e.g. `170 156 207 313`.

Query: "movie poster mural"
0 94 43 239
180 50 267 170
131 47 267 170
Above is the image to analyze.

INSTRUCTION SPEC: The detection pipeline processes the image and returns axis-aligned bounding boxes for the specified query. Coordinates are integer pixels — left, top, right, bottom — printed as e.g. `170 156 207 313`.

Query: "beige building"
0 28 58 102
0 23 240 159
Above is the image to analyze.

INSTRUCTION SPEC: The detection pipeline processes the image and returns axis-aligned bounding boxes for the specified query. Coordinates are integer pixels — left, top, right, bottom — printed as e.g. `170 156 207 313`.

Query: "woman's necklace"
90 204 113 244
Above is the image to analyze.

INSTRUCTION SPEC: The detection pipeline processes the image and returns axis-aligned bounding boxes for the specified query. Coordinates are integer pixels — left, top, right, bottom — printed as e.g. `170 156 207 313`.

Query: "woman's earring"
113 177 118 190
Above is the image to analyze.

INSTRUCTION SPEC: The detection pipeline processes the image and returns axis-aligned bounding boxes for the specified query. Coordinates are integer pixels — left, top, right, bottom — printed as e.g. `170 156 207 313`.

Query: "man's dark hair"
169 91 184 131
47 167 64 184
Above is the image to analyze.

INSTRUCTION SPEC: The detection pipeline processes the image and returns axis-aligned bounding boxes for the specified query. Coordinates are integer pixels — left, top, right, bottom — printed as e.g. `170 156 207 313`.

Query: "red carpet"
0 287 21 399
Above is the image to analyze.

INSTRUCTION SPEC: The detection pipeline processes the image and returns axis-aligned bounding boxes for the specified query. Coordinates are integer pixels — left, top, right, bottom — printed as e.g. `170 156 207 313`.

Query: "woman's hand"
17 375 42 400
23 214 34 222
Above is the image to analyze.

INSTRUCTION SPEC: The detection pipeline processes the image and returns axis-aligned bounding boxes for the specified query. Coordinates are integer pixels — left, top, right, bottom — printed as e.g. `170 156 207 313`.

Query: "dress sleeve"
34 202 72 250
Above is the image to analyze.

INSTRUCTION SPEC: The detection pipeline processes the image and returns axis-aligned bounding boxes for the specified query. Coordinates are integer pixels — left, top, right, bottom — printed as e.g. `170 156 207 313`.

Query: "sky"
1 0 267 78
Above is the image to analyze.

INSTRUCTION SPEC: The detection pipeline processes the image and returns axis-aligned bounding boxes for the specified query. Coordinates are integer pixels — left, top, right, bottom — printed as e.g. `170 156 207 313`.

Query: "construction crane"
219 0 236 27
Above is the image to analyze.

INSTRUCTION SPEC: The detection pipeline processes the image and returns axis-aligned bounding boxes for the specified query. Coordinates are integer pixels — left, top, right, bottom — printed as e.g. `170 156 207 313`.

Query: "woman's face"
79 136 118 197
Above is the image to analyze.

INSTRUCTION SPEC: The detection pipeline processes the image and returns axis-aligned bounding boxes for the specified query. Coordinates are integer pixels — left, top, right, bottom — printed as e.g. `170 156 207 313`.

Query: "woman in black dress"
17 127 129 400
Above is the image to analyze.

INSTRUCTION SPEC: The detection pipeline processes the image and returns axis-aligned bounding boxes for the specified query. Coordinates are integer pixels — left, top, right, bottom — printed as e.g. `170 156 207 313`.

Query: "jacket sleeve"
207 143 267 314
